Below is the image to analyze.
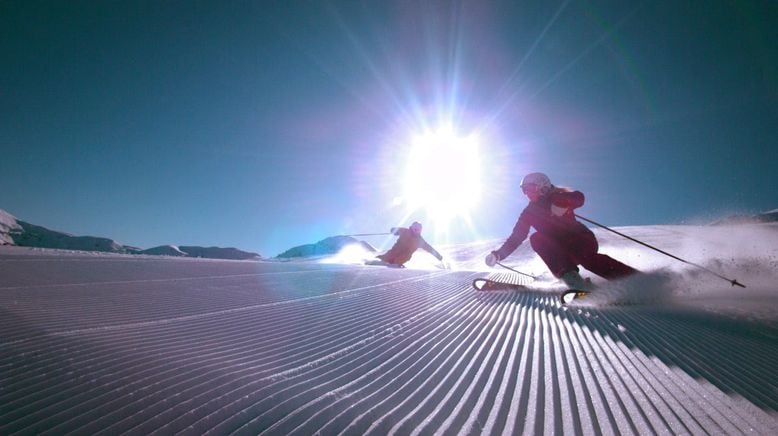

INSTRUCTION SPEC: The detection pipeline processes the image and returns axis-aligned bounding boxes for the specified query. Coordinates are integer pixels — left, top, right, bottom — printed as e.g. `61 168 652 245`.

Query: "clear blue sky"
1 1 776 257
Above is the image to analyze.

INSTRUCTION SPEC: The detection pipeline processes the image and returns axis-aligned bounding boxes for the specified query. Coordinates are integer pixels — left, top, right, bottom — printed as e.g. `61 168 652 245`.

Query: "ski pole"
496 262 537 280
575 214 745 288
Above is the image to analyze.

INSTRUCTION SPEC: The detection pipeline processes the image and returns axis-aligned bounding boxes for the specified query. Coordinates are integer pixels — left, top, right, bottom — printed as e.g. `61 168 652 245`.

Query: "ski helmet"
410 221 422 234
521 172 552 194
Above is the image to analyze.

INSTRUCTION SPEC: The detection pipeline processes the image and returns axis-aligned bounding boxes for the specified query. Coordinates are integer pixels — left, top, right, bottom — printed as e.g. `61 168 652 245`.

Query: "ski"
560 289 590 305
472 277 529 291
472 278 590 304
364 259 406 268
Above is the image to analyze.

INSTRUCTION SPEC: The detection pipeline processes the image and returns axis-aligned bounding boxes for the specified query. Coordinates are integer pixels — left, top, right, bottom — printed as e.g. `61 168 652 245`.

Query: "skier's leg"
588 254 638 278
573 233 638 279
530 232 577 278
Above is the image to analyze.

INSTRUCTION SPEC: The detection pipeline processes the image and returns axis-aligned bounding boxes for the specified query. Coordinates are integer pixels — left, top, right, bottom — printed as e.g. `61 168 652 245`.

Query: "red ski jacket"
378 228 442 266
494 188 592 261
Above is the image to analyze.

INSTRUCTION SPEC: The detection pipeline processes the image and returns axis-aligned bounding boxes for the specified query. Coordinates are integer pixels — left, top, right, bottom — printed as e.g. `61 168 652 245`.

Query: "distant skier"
485 172 637 289
373 221 444 268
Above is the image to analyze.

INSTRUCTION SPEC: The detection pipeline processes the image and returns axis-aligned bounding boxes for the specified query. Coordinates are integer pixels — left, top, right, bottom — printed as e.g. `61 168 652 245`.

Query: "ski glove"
485 251 500 267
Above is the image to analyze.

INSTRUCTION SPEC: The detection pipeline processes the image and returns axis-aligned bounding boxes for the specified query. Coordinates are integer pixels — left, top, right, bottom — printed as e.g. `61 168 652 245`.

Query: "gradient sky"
2 0 776 257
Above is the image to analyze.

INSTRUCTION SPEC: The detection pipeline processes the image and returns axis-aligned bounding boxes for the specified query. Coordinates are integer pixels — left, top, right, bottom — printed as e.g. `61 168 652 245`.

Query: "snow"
139 244 188 257
1 222 777 433
0 209 18 229
0 209 21 245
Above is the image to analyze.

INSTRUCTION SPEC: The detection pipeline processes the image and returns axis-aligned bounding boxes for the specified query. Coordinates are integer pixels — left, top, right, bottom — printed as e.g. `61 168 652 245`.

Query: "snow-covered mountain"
138 245 189 257
0 209 22 245
0 209 133 253
0 208 261 260
13 220 133 253
138 245 261 260
173 246 262 260
276 235 376 259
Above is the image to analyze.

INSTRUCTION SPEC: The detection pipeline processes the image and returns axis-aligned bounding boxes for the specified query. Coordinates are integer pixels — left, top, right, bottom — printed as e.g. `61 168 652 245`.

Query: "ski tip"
473 278 502 291
560 289 590 305
472 278 526 292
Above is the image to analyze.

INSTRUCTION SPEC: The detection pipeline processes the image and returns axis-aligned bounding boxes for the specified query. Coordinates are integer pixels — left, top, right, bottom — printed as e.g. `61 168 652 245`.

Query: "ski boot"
560 270 595 291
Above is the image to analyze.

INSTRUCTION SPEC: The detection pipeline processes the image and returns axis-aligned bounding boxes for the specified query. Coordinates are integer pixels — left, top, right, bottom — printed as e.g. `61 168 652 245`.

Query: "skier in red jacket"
485 173 637 289
375 221 443 267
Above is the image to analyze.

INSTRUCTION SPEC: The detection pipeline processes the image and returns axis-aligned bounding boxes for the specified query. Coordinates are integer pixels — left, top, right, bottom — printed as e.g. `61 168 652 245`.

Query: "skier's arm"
549 190 585 217
551 191 584 209
420 238 443 261
493 213 531 261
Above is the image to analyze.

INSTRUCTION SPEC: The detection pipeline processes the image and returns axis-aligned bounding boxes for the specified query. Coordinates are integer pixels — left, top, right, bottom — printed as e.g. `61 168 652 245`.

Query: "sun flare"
402 126 482 228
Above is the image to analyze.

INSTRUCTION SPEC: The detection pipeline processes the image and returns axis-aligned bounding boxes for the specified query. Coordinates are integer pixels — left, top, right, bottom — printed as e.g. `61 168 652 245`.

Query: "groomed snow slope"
1 224 777 434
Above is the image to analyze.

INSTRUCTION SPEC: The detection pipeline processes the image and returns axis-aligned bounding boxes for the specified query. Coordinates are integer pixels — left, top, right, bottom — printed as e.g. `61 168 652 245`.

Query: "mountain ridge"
276 235 376 259
0 208 261 260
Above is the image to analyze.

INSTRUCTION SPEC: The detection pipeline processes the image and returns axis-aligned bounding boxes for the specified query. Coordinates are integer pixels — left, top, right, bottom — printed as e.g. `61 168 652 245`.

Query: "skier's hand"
485 251 500 267
389 227 399 234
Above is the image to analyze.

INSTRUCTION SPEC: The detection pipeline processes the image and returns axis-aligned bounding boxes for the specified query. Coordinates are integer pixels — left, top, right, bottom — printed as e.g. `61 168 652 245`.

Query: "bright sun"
401 126 482 227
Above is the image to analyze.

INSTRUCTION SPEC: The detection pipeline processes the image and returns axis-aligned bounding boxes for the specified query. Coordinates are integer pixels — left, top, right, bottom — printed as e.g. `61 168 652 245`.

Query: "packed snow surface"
1 223 777 434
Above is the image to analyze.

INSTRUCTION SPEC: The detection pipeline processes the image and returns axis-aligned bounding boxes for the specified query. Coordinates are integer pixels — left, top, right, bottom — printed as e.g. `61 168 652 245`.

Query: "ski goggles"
521 183 540 194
